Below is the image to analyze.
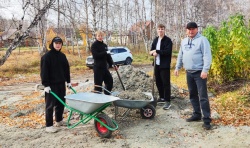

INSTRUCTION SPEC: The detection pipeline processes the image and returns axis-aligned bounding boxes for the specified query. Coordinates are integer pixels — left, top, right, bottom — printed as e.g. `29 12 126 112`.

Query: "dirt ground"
0 66 250 148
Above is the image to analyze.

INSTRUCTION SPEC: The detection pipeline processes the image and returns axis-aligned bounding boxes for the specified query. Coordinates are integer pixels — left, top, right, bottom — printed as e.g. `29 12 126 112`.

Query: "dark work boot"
202 122 212 130
186 116 202 122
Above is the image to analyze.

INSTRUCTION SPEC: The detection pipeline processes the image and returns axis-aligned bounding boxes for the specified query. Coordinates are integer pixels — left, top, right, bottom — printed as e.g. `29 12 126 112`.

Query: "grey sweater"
175 33 212 73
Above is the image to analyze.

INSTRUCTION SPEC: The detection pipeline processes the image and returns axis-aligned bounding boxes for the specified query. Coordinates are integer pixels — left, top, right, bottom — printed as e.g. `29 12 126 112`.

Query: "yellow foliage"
37 27 66 49
79 24 93 47
80 33 92 47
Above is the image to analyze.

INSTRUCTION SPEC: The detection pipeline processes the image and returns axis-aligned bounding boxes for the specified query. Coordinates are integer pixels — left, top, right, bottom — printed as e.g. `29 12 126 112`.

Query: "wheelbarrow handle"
69 86 77 94
94 85 112 95
35 84 77 94
50 91 69 108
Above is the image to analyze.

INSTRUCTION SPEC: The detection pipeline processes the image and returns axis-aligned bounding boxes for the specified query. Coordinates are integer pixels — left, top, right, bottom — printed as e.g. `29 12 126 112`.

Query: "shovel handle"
109 54 126 91
152 56 157 106
114 67 126 91
152 56 156 97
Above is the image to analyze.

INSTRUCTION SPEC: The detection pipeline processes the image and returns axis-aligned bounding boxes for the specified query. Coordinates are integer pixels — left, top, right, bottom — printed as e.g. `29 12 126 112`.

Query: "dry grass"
0 48 88 79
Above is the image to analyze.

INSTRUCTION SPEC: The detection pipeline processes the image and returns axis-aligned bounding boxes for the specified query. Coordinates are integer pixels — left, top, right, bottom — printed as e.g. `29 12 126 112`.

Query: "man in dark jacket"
150 24 173 110
91 30 115 95
40 36 71 133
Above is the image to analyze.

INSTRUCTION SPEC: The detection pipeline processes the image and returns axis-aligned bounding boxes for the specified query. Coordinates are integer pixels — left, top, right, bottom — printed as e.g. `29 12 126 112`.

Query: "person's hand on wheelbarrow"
44 86 51 93
67 83 72 89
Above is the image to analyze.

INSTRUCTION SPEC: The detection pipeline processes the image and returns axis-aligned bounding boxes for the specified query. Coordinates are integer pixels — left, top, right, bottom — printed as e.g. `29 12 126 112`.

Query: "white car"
86 47 133 68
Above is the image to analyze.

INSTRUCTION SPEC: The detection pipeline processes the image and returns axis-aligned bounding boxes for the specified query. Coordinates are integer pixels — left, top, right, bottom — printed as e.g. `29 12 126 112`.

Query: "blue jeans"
186 71 211 123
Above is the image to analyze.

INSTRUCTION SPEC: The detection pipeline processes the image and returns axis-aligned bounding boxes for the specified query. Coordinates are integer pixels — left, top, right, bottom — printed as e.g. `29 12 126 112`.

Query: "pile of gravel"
111 65 187 101
112 65 153 92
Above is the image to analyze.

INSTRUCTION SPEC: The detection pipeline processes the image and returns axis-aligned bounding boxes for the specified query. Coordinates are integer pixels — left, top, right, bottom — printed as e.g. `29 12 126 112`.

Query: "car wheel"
124 57 132 65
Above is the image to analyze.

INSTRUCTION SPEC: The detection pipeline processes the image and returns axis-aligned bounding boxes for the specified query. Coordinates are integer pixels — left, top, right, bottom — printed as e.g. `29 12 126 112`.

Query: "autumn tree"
0 0 56 66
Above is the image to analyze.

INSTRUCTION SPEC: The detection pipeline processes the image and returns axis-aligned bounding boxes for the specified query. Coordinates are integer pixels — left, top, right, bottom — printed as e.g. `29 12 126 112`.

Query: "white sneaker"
45 126 58 133
55 120 66 127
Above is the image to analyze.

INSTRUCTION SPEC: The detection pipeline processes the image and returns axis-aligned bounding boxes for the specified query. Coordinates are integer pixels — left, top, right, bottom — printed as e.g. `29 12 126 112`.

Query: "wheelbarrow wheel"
94 113 114 138
140 104 156 119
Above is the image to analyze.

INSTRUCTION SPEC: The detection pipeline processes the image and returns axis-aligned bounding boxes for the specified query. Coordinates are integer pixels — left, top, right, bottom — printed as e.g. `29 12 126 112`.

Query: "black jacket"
91 40 113 69
151 35 173 68
40 46 70 87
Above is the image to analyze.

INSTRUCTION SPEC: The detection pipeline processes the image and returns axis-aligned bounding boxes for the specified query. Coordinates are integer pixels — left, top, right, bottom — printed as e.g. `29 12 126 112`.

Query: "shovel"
109 53 126 91
114 65 126 91
151 56 157 107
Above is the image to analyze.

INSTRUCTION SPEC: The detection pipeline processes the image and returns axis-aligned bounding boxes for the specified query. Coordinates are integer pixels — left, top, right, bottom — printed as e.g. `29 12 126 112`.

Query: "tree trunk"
0 0 55 66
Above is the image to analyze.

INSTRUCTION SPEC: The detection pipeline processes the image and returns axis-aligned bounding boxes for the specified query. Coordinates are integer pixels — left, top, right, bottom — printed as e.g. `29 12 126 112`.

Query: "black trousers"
186 71 211 123
155 65 171 102
93 66 113 95
45 82 65 127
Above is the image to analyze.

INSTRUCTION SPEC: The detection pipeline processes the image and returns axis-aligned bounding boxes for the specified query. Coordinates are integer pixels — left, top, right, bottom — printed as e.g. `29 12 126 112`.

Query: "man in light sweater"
174 22 212 130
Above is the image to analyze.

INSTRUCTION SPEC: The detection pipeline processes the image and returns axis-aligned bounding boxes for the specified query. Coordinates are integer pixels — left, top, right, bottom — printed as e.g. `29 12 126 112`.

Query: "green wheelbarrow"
49 87 119 138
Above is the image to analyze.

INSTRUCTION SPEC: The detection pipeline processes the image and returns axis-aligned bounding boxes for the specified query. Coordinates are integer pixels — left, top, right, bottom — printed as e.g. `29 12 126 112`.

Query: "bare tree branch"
0 0 56 66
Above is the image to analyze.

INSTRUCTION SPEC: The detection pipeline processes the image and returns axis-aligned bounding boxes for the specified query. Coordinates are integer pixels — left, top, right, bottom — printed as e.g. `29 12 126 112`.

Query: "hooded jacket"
175 33 212 73
40 38 70 87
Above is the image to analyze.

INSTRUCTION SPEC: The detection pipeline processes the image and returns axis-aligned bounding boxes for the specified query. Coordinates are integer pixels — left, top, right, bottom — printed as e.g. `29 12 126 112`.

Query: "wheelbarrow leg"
121 109 131 120
115 106 131 120
115 106 118 120
150 99 157 108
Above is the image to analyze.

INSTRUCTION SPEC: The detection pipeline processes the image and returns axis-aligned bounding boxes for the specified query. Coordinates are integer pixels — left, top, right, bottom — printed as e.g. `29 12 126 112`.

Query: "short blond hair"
95 30 105 36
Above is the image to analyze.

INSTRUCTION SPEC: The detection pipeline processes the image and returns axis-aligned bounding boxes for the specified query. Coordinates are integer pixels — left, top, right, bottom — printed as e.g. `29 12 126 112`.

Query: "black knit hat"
186 22 198 29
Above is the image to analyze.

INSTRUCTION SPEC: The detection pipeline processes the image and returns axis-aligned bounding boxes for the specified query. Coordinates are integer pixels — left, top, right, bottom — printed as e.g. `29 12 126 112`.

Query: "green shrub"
203 14 250 83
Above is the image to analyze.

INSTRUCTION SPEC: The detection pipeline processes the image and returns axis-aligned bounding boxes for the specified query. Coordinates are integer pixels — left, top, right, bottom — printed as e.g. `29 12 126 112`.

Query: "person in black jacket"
40 36 71 133
150 24 173 110
91 30 115 95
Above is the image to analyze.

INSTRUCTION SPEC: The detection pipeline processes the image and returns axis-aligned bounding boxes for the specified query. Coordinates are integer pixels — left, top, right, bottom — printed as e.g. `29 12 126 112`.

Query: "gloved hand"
106 51 111 54
44 86 51 93
67 83 72 89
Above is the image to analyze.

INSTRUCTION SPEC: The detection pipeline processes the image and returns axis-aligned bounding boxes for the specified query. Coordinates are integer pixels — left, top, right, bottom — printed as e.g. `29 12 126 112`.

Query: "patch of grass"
132 52 151 65
170 69 188 90
0 48 88 78
172 50 179 57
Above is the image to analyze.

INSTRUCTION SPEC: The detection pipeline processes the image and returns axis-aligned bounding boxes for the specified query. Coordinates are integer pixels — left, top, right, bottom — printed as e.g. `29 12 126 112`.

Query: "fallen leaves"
211 96 250 126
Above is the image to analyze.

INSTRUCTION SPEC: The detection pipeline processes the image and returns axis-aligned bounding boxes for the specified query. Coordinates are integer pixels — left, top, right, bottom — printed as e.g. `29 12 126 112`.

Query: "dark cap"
52 37 63 43
186 22 198 29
